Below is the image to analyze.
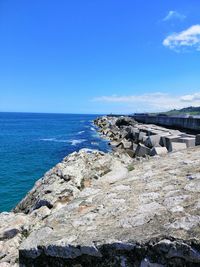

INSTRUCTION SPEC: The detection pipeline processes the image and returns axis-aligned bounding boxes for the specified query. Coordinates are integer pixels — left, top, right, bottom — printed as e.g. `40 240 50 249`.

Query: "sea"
0 112 109 212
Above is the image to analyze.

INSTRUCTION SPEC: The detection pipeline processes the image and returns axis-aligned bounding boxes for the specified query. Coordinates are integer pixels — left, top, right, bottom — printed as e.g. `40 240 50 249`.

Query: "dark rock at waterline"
115 117 136 127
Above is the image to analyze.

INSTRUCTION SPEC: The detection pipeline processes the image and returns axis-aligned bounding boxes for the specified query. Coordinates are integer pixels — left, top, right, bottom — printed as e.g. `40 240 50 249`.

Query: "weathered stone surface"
144 134 161 148
135 143 151 157
168 141 187 152
179 137 196 148
195 134 200 146
125 149 135 158
150 147 168 156
138 131 146 142
0 212 30 265
16 146 200 266
115 116 136 127
121 139 133 149
160 135 181 150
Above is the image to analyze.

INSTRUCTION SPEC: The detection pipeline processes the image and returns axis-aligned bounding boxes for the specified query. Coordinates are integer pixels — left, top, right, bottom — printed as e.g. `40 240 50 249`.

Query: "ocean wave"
39 138 56 142
40 138 86 145
77 130 85 135
90 127 96 131
69 139 87 146
40 138 69 143
91 141 99 146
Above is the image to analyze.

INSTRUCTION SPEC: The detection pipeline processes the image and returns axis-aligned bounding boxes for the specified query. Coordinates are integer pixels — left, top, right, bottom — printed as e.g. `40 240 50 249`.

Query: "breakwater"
132 114 200 132
95 116 199 158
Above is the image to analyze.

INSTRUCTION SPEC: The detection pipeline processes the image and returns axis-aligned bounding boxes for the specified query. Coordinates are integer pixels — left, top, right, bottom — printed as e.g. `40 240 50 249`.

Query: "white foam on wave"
70 139 87 146
40 138 69 143
91 141 99 146
90 127 96 131
40 138 87 145
80 148 99 153
77 130 85 135
39 138 56 142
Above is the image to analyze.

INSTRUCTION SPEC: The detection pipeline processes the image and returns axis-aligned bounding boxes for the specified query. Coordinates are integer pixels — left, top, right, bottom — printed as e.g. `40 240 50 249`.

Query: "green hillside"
153 106 200 116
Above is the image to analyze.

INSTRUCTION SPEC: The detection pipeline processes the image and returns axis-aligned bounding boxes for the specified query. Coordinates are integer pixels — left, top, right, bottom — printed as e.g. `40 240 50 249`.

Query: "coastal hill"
1 116 200 266
152 106 200 116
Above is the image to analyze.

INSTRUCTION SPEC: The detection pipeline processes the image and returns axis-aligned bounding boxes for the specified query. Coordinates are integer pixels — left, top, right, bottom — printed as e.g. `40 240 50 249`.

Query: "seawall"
132 114 200 132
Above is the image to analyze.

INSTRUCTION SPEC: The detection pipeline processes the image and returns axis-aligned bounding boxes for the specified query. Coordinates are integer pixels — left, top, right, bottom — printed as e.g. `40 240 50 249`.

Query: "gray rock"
179 137 196 148
145 135 161 148
196 134 200 145
168 142 187 152
160 135 180 149
135 143 151 157
150 147 168 156
121 140 133 149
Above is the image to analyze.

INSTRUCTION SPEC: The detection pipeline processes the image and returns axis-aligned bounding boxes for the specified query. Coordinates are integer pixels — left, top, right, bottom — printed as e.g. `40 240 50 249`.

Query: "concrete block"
179 137 195 148
160 135 180 149
130 128 139 139
135 143 151 157
121 140 133 149
110 141 123 148
138 131 146 142
125 149 135 158
142 135 148 143
170 130 181 135
179 133 195 138
150 147 168 156
168 142 187 152
196 134 200 146
145 134 161 148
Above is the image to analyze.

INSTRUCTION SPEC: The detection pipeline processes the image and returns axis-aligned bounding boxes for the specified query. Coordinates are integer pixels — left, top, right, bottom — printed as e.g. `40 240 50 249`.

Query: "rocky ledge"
1 117 200 266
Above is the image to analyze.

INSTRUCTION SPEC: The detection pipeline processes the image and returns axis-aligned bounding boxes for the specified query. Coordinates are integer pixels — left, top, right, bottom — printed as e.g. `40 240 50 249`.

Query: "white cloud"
181 93 200 102
163 25 200 51
93 92 200 112
163 11 186 22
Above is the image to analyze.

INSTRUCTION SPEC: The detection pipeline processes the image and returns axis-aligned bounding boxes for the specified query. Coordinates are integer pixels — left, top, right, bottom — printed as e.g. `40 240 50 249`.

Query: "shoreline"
1 116 200 266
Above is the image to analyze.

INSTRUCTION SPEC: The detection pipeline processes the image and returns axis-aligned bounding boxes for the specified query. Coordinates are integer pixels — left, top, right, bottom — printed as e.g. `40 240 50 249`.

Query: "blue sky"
0 0 200 114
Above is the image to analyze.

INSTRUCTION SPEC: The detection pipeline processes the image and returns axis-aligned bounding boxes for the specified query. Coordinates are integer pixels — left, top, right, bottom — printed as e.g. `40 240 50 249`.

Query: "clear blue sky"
0 0 200 114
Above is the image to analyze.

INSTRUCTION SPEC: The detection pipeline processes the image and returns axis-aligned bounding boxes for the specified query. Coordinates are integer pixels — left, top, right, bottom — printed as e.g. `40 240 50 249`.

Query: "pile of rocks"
94 116 199 157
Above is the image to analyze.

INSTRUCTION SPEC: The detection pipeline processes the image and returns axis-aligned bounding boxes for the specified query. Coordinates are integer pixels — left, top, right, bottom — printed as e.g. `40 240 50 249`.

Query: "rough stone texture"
195 134 200 146
144 135 161 148
135 143 151 157
15 146 200 266
0 212 30 266
179 137 196 148
160 136 181 150
168 142 187 152
150 146 168 156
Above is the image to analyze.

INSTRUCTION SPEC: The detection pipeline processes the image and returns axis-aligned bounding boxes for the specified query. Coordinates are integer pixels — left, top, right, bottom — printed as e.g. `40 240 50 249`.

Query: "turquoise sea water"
0 113 109 211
